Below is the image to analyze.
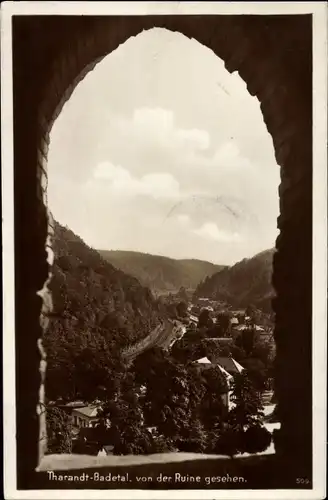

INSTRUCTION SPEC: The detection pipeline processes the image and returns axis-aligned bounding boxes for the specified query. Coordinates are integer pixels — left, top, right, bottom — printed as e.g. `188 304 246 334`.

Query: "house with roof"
53 400 86 415
189 314 199 326
195 356 233 380
214 357 244 376
194 356 243 409
195 356 244 376
71 405 101 429
234 324 265 332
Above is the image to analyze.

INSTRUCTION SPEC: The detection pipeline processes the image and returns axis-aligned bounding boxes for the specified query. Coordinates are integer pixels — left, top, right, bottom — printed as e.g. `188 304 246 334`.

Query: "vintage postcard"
1 1 327 499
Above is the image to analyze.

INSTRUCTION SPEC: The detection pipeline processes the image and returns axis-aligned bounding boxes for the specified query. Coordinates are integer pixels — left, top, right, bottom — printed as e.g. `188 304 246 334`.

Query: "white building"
71 405 101 428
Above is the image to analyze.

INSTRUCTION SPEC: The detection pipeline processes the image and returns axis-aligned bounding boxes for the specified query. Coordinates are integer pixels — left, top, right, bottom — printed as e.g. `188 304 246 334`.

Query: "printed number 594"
296 478 310 484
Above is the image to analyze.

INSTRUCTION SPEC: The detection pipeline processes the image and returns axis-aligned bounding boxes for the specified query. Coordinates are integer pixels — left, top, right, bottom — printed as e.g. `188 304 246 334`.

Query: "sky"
47 28 279 266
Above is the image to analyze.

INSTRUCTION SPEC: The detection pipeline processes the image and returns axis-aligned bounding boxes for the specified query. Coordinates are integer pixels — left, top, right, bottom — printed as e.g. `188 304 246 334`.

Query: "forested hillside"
194 249 275 312
99 250 225 295
44 222 164 401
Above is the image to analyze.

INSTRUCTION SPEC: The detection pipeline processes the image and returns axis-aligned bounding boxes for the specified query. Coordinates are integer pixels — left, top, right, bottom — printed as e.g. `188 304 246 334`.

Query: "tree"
245 304 258 325
166 302 178 319
201 338 222 361
100 370 154 455
199 366 229 433
177 287 189 303
251 341 272 368
228 371 264 433
242 358 268 392
176 301 188 318
235 327 260 356
132 348 208 451
198 308 213 329
213 371 268 457
216 312 231 337
143 360 191 441
46 406 73 454
236 312 245 324
73 340 125 403
170 335 206 364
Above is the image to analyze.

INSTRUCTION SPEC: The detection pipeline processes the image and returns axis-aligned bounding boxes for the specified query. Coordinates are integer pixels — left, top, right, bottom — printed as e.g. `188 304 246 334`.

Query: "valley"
45 221 276 461
99 249 226 296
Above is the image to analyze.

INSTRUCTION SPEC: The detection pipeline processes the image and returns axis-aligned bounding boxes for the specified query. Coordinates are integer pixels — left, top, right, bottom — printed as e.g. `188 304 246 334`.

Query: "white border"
1 2 327 500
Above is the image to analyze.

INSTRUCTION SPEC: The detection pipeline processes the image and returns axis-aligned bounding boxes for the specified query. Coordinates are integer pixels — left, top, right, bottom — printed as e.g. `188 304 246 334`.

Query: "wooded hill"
44 222 165 401
99 249 225 296
194 249 275 312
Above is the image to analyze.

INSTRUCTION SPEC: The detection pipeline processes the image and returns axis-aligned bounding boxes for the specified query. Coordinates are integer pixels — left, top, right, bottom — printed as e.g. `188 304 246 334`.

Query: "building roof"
189 315 198 323
234 325 245 331
73 405 100 418
230 317 239 325
234 324 265 332
61 400 86 408
233 359 245 373
195 356 212 364
217 364 234 381
215 357 244 374
203 337 233 343
194 356 240 384
194 357 233 384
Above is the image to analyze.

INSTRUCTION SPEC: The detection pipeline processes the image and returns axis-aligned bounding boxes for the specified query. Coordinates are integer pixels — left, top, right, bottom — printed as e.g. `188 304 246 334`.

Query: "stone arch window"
12 14 312 488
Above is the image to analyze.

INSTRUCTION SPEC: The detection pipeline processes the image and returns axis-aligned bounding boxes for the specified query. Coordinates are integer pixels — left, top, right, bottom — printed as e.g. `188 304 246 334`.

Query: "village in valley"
47 280 278 459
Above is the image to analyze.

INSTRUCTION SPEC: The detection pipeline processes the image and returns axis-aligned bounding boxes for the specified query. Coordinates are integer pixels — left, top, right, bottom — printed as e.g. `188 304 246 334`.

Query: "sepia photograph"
1 2 327 499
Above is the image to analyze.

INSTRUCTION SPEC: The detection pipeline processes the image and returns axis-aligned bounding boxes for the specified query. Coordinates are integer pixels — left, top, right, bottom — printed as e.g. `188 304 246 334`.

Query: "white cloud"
102 109 262 205
175 127 210 151
94 161 130 182
141 172 180 199
193 222 242 243
212 140 251 170
114 107 210 154
176 214 191 226
93 161 180 200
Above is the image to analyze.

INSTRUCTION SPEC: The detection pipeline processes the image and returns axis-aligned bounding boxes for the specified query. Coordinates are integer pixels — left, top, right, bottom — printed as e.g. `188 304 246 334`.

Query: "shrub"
204 430 221 454
242 425 272 454
214 428 244 457
149 435 173 454
112 434 147 455
175 418 207 453
176 437 206 453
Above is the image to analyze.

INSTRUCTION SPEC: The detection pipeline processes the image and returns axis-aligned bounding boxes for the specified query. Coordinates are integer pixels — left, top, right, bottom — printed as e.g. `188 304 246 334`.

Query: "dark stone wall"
12 14 312 489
